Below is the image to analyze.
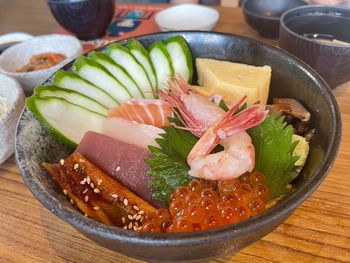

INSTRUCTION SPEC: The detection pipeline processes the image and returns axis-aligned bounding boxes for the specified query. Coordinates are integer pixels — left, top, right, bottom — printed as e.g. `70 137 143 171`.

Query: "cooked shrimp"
159 76 225 137
187 99 266 180
160 76 267 180
188 130 255 180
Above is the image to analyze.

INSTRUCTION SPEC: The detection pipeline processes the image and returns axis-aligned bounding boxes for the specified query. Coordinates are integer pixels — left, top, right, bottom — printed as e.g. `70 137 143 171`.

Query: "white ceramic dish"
0 74 25 164
155 4 220 31
0 34 82 94
0 32 33 47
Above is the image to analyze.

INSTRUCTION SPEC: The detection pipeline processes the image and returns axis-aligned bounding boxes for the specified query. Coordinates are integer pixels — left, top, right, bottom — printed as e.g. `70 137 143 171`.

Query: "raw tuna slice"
75 131 162 208
107 99 173 128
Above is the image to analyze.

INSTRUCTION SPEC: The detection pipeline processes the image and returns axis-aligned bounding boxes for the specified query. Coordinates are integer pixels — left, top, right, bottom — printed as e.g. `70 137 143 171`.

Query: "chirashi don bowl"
15 31 341 262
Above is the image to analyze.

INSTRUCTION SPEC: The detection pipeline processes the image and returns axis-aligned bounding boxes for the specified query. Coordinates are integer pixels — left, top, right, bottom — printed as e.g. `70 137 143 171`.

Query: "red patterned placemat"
54 3 166 52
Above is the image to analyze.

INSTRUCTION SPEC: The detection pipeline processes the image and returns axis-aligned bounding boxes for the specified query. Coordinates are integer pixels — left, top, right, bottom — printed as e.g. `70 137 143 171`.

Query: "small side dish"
155 4 219 31
0 34 82 94
26 35 312 233
16 53 67 72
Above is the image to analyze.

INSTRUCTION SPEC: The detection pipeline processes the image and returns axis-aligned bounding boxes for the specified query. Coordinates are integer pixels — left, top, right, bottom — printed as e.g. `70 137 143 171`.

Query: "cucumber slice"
26 96 105 147
127 40 157 91
88 51 144 99
73 56 132 104
149 41 174 90
166 36 193 83
53 70 118 109
34 85 108 116
105 43 154 99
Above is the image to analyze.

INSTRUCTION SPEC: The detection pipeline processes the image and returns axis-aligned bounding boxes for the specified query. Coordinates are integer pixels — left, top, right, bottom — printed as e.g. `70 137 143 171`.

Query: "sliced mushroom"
273 98 311 122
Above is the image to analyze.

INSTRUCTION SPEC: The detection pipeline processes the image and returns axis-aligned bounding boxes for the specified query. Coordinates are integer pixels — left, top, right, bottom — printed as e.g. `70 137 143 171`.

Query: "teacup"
47 0 115 40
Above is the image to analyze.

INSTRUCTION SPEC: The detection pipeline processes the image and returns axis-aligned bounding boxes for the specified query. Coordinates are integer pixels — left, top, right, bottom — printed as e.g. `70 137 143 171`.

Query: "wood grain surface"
0 1 349 262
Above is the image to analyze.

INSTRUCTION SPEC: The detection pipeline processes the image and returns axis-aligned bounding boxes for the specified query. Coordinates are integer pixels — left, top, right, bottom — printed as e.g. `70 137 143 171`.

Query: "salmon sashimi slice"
107 99 173 128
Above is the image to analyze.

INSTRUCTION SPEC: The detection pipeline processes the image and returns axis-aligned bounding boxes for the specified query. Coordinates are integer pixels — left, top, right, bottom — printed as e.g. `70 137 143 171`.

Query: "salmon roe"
141 172 270 233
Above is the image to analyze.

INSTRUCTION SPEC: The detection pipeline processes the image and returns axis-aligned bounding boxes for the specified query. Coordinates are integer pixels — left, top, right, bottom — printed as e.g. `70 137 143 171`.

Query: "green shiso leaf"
218 99 229 111
218 99 247 114
145 116 198 204
247 114 299 198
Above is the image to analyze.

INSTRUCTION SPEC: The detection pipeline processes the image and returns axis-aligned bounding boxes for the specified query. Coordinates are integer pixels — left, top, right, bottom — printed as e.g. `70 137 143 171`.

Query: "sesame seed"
86 176 91 184
128 222 132 229
133 226 138 231
123 199 129 206
73 163 79 170
94 188 100 194
138 210 144 215
135 215 142 221
133 205 140 211
97 179 102 186
90 183 94 189
133 214 137 219
83 188 88 194
140 217 143 223
112 194 118 199
135 222 139 227
121 217 126 223
60 159 64 166
63 189 68 196
80 178 86 185
93 206 99 211
116 166 121 172
79 159 85 163
127 214 133 220
84 196 89 202
70 199 74 204
123 226 128 230
84 213 88 217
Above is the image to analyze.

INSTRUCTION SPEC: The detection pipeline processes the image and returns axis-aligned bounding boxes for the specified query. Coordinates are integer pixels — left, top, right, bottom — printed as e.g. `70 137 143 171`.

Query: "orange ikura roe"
141 172 271 233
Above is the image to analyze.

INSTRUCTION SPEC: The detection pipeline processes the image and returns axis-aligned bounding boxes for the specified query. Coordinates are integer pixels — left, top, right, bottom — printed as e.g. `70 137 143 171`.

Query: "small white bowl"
155 4 220 31
0 34 82 94
0 32 33 49
0 74 25 164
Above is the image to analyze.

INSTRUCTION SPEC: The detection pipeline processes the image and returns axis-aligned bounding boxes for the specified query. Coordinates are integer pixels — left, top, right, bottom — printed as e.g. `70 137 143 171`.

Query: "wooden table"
0 1 349 262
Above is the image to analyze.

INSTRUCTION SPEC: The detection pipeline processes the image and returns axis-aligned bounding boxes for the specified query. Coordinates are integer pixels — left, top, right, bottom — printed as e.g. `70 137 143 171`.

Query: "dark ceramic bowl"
242 0 307 38
47 0 115 40
15 31 341 262
279 5 350 88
